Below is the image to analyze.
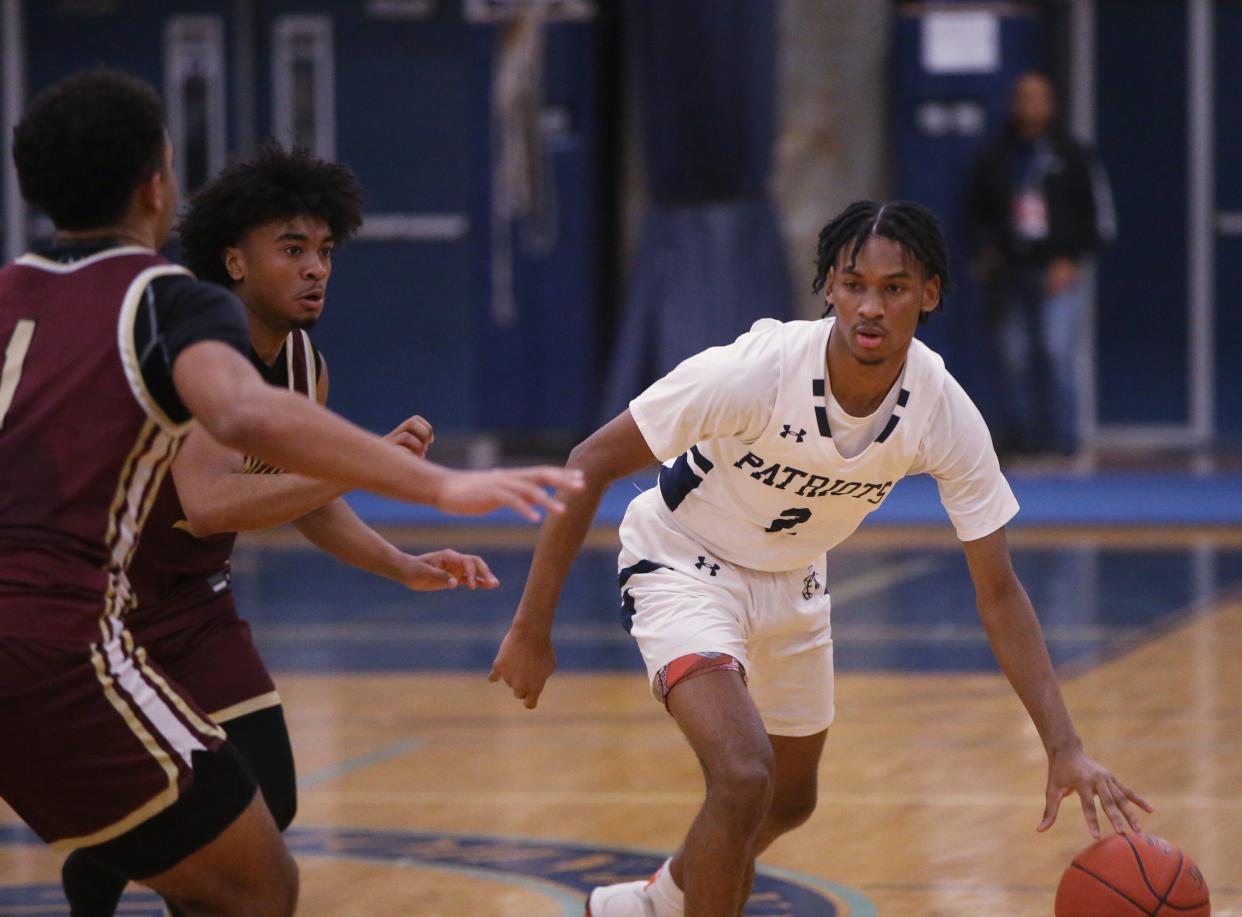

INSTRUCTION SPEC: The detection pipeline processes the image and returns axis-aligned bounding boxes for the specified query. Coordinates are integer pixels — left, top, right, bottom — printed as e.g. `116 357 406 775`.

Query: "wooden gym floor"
3 526 1241 916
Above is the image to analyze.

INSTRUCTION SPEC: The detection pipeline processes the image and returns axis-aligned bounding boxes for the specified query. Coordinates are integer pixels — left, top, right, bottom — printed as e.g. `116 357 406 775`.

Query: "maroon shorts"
128 595 278 724
0 615 229 849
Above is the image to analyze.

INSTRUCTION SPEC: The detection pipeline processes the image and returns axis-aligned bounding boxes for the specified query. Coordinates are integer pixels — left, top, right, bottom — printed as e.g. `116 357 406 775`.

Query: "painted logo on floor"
0 824 875 915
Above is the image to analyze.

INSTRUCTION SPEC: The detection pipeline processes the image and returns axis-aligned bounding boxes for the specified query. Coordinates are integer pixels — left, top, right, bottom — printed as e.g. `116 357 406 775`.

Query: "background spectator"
966 71 1115 457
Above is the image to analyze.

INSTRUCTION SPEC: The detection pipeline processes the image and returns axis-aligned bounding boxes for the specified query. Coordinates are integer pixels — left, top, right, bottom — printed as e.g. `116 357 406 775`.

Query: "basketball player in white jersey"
490 201 1151 916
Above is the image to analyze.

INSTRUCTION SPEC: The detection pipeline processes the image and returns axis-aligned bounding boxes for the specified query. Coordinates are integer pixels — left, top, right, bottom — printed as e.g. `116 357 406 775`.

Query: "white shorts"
617 489 834 737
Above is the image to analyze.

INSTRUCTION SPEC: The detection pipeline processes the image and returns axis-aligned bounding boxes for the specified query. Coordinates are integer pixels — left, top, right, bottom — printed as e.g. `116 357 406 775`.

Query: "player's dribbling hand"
397 549 499 591
385 414 435 458
437 467 584 522
1038 743 1153 839
489 626 556 709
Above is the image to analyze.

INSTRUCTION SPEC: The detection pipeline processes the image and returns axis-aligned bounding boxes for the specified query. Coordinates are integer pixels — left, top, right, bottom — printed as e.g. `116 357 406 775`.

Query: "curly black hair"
179 143 364 287
12 69 166 230
811 200 953 324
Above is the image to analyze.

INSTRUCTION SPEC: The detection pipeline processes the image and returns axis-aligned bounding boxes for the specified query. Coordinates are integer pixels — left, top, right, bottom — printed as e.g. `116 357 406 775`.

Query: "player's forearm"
511 477 610 639
978 586 1081 754
293 499 408 581
220 387 451 506
181 472 345 536
512 416 657 638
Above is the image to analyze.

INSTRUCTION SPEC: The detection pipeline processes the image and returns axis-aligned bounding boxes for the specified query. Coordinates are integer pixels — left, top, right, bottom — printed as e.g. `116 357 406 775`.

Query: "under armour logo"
780 425 806 443
801 567 821 600
695 556 721 576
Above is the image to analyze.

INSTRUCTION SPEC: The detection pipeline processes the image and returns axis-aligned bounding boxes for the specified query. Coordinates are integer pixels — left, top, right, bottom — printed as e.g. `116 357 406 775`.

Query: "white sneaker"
585 879 658 916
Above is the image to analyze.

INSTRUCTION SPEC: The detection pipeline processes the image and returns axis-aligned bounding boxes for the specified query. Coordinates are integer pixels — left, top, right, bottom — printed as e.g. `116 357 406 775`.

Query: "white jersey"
628 317 1019 572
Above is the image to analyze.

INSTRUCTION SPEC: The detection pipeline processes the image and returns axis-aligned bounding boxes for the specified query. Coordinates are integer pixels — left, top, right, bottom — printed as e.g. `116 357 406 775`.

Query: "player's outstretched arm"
171 363 434 536
171 423 345 535
172 340 581 517
490 410 658 709
294 498 498 590
963 527 1153 838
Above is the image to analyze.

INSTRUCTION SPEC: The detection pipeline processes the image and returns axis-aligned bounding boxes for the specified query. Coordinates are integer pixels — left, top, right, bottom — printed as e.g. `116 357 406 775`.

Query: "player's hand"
1038 743 1153 838
385 414 434 458
489 625 556 709
397 549 499 591
436 467 584 522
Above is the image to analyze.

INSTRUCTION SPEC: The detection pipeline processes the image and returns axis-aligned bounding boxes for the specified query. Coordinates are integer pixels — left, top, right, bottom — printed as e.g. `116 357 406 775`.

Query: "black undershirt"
35 240 250 423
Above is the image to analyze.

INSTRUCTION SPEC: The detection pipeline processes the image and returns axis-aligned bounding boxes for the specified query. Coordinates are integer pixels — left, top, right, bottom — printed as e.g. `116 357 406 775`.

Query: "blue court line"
0 823 874 915
346 472 1242 528
756 863 878 917
285 827 862 916
296 737 425 791
295 851 584 916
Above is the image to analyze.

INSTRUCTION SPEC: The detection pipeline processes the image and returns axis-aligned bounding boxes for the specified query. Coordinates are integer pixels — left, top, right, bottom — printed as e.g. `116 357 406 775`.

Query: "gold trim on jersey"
210 691 283 725
242 330 317 475
51 643 185 852
0 318 36 432
124 630 227 741
99 420 158 631
16 245 154 274
116 264 197 437
284 329 313 396
241 457 286 475
98 418 181 633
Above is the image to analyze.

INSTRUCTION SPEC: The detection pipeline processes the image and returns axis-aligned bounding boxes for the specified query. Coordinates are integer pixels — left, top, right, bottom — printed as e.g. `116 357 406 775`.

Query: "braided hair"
811 200 952 323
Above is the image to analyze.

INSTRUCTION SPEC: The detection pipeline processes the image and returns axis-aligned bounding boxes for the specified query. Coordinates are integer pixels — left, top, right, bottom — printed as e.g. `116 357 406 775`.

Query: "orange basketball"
1055 832 1210 916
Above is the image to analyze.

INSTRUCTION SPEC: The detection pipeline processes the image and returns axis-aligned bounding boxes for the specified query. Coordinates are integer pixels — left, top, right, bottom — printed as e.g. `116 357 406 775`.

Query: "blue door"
25 0 238 210
252 1 601 436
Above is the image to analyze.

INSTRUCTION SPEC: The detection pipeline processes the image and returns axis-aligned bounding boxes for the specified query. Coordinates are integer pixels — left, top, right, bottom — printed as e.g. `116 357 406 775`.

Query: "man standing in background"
966 71 1115 458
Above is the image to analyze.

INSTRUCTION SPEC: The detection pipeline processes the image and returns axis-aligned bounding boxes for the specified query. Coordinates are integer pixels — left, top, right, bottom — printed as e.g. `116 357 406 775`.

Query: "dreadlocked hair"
811 200 952 323
179 141 363 287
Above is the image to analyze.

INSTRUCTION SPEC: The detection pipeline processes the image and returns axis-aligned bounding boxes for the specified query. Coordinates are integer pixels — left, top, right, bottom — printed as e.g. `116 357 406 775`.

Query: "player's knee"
266 848 299 917
708 755 775 827
767 789 817 834
188 849 297 917
246 849 298 917
244 832 299 916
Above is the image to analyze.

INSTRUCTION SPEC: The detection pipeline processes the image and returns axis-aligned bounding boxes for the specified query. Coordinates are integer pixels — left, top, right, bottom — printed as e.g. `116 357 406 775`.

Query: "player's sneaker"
585 879 658 916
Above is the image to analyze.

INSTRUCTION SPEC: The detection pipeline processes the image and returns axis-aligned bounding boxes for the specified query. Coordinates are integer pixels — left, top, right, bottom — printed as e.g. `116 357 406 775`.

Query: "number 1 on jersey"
0 320 36 431
766 507 812 534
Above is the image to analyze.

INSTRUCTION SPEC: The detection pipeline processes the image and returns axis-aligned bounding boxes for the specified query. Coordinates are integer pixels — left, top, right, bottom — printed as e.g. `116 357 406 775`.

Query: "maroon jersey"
0 243 248 641
125 331 319 638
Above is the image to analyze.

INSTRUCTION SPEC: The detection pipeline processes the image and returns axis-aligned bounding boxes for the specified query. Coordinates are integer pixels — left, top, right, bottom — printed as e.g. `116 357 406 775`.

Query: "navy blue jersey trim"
618 560 669 633
659 450 711 511
897 388 910 407
618 559 670 588
812 379 831 437
875 415 901 443
621 590 638 633
814 406 831 437
689 445 714 472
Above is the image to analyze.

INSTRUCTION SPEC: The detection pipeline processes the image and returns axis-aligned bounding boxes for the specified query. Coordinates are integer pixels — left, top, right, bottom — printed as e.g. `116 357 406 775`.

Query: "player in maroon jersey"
60 143 503 916
0 70 580 916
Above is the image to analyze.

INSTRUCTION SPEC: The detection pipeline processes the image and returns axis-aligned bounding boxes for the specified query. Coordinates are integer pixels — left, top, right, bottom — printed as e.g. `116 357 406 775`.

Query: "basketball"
1055 833 1210 916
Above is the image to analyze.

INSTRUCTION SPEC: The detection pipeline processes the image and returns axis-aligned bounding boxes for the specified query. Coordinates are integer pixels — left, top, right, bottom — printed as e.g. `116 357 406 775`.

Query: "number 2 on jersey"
765 507 812 534
0 320 36 431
